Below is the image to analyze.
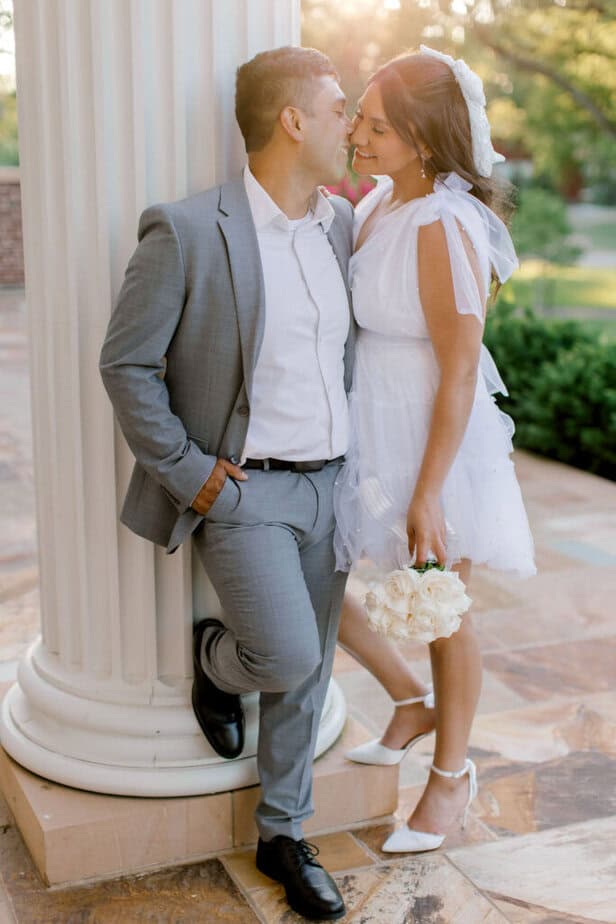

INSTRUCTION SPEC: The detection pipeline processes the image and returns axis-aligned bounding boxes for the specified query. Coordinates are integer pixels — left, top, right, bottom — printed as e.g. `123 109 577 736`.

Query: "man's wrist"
191 461 225 515
191 479 210 510
192 482 215 515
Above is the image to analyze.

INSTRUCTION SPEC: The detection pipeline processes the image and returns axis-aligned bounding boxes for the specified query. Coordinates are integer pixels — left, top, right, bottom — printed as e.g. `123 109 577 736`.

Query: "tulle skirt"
334 330 536 576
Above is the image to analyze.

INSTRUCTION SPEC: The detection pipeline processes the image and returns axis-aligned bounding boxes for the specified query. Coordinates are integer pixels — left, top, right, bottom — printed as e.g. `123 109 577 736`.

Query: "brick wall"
0 168 24 286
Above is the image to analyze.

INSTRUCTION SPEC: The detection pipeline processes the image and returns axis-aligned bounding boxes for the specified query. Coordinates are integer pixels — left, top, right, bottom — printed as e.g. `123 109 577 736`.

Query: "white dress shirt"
241 166 350 462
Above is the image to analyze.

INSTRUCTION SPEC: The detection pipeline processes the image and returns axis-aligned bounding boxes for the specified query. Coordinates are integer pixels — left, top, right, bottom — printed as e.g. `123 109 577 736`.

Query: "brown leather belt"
242 456 344 473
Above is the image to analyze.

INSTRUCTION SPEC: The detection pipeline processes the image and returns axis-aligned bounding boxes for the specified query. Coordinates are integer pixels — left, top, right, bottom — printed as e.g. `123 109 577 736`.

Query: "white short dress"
334 171 536 576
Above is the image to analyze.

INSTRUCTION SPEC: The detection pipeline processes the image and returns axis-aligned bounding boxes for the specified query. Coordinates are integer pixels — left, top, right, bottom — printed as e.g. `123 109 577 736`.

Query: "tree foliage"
471 1 616 194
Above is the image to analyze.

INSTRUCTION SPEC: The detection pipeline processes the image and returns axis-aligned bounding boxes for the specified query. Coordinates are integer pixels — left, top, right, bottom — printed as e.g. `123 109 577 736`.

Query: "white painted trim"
0 677 345 797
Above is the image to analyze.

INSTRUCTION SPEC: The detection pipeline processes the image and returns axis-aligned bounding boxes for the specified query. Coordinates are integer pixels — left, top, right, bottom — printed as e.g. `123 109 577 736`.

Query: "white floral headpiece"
419 44 505 178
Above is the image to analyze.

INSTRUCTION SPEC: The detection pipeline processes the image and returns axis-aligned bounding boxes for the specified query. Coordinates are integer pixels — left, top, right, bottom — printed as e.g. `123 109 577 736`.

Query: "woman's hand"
406 492 447 567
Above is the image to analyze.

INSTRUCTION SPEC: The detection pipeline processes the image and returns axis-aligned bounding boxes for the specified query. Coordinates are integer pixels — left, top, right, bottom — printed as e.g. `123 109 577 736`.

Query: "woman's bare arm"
407 219 484 565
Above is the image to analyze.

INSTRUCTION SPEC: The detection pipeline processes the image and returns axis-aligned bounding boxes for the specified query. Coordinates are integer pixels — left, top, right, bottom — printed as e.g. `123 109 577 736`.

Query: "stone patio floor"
1 287 615 922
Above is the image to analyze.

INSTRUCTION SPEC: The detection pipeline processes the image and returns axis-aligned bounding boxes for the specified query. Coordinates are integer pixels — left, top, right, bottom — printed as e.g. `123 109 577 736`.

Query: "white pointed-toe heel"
381 758 478 854
345 689 435 767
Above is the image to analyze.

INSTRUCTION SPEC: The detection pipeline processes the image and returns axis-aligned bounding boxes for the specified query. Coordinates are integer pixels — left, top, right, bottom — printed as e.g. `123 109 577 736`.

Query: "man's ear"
280 105 304 142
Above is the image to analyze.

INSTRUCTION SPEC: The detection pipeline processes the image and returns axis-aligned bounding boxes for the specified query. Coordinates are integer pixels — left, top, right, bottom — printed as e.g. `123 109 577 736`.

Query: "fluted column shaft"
0 0 346 797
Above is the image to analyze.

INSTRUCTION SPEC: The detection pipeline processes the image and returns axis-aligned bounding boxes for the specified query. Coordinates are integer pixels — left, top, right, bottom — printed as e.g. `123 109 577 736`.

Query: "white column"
0 0 346 797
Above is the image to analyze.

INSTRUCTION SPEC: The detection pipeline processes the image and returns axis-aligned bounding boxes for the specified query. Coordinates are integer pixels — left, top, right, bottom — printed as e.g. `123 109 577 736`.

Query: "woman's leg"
407 559 481 832
338 591 434 748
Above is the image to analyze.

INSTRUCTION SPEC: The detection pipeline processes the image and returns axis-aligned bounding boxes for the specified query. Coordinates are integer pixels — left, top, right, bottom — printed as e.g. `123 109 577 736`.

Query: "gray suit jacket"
100 177 355 553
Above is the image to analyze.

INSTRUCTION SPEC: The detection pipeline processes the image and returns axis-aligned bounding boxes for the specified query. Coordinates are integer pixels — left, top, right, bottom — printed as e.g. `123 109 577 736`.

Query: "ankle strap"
393 686 433 707
430 758 473 779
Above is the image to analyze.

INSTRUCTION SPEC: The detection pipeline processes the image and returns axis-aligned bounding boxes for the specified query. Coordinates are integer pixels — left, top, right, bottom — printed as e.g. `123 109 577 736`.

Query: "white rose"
365 589 385 628
383 568 421 615
412 570 470 639
433 610 462 639
417 569 471 615
388 608 417 641
366 568 471 643
407 610 438 644
365 590 397 636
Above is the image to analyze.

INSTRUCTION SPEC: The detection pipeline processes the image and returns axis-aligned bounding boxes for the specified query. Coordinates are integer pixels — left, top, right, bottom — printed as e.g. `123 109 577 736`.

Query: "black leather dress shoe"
192 619 244 759
256 836 346 921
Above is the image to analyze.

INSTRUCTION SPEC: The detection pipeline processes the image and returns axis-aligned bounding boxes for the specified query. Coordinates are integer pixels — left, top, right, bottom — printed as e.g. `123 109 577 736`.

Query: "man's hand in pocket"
191 458 247 516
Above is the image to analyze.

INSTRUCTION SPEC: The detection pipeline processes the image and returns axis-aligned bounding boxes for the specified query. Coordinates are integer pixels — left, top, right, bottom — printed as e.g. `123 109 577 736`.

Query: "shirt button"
229 455 239 465
237 405 249 417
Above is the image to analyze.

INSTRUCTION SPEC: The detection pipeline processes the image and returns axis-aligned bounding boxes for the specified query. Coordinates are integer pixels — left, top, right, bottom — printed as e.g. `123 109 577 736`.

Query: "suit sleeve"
99 205 216 512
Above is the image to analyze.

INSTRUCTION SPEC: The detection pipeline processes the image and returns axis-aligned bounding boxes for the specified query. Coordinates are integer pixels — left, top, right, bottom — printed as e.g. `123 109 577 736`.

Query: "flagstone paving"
1 288 615 921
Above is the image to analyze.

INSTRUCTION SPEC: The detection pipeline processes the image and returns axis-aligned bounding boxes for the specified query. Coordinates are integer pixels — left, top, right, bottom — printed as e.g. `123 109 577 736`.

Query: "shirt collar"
243 165 335 233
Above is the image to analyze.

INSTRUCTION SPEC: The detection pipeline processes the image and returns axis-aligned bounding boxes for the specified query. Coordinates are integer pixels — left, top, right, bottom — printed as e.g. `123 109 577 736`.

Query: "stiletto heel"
381 758 477 853
345 688 434 766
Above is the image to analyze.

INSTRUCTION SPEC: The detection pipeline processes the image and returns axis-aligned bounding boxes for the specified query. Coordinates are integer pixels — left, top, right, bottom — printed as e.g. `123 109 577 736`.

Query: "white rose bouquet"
364 562 471 643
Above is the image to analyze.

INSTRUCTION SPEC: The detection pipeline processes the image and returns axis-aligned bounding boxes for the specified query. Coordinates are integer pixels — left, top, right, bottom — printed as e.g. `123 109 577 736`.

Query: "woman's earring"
420 158 427 179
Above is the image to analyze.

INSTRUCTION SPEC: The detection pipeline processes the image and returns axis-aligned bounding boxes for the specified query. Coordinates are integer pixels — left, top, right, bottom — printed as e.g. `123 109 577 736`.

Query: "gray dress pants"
192 460 347 842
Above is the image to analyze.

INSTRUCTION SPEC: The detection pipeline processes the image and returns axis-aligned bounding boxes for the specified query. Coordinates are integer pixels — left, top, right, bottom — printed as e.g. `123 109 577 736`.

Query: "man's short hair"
235 46 339 153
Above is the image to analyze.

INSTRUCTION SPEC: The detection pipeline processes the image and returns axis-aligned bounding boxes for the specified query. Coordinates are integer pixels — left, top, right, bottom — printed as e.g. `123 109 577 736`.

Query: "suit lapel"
326 204 356 393
325 208 350 289
217 179 266 400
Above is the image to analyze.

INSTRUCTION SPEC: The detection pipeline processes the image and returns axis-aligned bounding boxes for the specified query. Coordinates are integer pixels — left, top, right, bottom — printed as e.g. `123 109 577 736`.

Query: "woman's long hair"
369 52 514 225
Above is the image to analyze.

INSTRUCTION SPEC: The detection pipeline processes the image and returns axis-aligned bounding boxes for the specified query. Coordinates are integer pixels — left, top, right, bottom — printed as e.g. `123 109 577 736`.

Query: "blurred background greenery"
0 0 16 165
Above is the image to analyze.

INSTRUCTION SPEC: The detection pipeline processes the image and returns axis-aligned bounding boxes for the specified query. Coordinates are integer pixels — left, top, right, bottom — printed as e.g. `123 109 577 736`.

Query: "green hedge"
484 300 616 481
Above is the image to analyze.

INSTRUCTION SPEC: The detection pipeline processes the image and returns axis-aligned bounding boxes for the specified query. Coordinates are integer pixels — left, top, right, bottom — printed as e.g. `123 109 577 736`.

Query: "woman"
333 46 535 853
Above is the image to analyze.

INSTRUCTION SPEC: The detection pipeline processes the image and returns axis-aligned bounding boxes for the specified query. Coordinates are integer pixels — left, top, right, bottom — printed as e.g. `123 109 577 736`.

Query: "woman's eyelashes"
353 111 386 135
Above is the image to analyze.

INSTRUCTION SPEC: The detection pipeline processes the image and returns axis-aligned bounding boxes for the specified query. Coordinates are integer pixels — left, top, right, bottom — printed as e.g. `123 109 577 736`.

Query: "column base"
0 642 346 797
0 713 399 886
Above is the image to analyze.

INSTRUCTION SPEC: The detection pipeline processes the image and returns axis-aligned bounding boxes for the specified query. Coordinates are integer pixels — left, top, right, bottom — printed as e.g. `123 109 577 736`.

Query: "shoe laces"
289 839 320 870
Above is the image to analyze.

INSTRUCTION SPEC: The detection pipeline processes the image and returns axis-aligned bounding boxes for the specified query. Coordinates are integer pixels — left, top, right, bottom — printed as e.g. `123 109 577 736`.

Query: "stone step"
0 715 398 886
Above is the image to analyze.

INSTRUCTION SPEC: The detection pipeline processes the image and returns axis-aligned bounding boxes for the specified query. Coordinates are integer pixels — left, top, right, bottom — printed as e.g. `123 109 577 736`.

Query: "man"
100 46 354 921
